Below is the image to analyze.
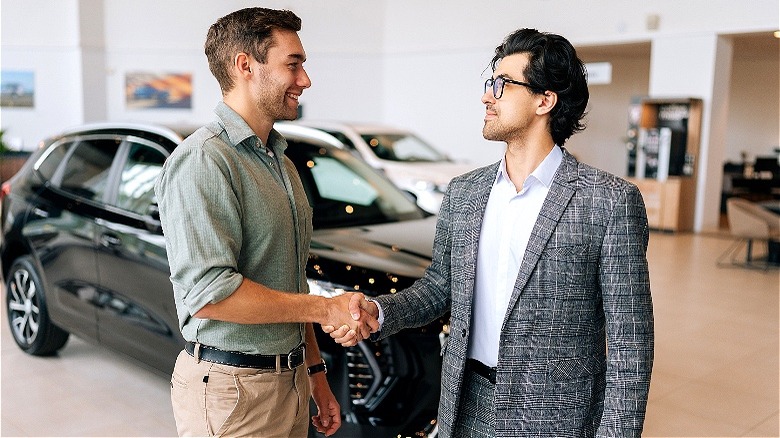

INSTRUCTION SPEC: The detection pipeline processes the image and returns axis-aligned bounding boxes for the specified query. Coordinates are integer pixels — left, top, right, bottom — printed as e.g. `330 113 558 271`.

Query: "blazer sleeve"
374 183 454 339
597 184 654 437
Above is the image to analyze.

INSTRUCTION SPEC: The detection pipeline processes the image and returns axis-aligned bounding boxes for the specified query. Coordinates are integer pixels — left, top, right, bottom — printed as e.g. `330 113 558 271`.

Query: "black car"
0 122 446 437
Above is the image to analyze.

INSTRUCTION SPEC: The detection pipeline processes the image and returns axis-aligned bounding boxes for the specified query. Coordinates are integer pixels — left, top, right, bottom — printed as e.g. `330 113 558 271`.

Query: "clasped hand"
322 293 379 347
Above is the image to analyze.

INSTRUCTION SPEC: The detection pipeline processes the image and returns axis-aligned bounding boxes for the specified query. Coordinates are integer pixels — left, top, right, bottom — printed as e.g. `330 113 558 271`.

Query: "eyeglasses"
484 76 540 99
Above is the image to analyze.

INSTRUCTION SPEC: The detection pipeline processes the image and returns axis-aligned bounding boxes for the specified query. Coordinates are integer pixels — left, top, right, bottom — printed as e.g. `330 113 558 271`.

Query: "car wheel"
5 256 69 355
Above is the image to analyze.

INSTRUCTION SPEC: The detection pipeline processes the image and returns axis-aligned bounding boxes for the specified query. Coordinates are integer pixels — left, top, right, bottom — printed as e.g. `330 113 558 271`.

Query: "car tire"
5 256 69 355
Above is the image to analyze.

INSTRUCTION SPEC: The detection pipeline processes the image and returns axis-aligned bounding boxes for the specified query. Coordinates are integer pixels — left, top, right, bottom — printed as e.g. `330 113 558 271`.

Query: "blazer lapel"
503 151 578 323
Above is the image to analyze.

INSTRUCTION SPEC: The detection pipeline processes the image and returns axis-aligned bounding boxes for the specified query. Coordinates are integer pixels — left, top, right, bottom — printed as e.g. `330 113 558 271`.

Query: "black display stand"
626 97 703 231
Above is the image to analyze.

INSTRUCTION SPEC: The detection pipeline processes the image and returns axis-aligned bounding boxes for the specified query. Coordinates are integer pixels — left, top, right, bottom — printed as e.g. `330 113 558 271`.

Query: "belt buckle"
287 344 303 370
287 350 294 370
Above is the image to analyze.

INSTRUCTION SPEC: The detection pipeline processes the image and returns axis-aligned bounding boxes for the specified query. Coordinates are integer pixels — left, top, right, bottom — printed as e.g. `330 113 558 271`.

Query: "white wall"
1 1 777 228
568 56 651 177
0 0 85 149
726 55 780 163
102 0 387 127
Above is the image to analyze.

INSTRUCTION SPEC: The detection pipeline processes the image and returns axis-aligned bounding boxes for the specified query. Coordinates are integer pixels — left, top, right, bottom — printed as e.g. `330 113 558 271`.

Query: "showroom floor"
1 231 778 437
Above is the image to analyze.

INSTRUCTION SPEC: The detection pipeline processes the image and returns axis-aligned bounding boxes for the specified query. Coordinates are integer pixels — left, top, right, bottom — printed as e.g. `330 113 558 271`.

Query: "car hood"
381 161 476 186
310 216 436 279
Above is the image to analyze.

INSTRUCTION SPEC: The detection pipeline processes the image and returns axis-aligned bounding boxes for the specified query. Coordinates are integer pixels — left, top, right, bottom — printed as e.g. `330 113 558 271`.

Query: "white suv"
291 120 475 214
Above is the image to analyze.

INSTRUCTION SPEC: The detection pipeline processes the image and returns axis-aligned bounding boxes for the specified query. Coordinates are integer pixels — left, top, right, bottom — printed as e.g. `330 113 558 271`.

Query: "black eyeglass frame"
484 76 544 99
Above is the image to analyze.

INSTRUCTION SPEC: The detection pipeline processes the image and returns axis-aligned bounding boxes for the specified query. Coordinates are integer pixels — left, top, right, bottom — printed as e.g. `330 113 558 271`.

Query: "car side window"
323 130 357 151
310 156 379 206
115 142 167 216
35 141 75 181
58 138 121 201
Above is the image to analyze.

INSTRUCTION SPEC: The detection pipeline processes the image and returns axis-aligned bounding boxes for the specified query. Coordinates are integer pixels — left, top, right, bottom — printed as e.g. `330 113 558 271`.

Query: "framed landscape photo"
1 70 35 108
125 72 192 109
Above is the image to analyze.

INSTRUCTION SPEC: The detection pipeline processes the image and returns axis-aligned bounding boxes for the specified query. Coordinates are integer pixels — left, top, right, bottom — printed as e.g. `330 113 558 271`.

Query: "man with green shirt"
155 7 374 437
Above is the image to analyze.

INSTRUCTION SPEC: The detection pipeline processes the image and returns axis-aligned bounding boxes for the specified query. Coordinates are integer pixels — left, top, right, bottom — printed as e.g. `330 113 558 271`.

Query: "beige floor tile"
1 231 778 437
644 400 746 437
743 412 780 437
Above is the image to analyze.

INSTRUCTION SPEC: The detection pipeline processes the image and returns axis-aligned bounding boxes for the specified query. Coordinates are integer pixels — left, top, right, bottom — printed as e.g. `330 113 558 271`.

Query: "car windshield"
284 139 426 229
359 132 449 163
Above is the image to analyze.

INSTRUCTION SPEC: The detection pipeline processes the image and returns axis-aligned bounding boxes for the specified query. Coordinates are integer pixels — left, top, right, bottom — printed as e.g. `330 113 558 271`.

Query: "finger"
366 315 380 333
328 325 350 340
311 415 325 433
335 333 358 347
348 293 364 320
318 411 330 428
357 296 373 311
358 321 371 340
334 330 357 345
324 416 340 436
321 325 335 334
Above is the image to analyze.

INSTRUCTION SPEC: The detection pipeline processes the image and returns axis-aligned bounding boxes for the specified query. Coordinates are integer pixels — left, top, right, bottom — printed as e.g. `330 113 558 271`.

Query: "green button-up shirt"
155 102 313 354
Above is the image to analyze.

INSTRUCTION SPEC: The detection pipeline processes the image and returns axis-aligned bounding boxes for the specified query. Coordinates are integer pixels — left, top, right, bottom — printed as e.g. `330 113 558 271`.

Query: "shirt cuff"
366 298 385 328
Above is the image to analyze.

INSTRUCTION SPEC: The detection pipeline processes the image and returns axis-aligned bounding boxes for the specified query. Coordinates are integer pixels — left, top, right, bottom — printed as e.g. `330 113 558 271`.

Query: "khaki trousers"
170 350 311 437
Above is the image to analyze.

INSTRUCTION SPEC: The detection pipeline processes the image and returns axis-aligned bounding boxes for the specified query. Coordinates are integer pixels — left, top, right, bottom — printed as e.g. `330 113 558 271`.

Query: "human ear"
234 52 253 79
537 91 557 115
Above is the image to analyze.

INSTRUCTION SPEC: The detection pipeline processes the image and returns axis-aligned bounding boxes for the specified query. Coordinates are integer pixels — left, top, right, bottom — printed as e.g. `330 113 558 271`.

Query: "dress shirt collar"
214 101 287 156
495 145 564 190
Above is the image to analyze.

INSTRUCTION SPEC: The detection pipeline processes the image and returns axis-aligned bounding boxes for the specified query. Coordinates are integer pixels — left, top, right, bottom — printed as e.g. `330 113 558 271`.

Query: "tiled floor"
1 231 778 437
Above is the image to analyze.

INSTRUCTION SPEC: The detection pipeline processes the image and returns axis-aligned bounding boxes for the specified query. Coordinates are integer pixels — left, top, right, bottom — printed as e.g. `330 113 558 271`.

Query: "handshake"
321 293 379 347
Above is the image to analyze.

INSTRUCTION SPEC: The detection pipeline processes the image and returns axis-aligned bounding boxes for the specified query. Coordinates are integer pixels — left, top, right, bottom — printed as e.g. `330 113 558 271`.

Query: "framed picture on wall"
125 72 192 109
1 70 35 108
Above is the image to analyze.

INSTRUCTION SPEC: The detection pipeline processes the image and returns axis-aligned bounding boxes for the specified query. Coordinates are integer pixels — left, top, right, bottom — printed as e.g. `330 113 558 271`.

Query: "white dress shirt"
467 146 563 367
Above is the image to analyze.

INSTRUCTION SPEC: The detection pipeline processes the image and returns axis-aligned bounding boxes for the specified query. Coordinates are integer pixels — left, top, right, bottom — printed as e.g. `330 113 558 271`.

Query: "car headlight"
413 180 436 192
307 278 351 298
412 179 447 194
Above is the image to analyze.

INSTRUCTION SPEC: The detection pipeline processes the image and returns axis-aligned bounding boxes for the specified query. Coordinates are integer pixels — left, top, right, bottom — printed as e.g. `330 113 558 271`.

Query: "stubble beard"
483 119 507 142
254 73 299 122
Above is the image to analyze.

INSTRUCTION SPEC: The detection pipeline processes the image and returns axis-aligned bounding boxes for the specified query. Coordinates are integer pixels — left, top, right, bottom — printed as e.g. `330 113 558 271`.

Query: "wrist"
366 298 379 319
307 358 327 376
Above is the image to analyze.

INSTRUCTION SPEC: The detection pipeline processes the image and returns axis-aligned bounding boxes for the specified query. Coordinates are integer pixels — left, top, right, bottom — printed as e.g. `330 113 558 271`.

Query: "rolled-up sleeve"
155 145 244 315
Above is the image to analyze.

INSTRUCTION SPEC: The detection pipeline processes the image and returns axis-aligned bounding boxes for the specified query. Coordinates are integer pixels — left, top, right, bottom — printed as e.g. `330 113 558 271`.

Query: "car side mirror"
147 203 160 221
145 203 162 234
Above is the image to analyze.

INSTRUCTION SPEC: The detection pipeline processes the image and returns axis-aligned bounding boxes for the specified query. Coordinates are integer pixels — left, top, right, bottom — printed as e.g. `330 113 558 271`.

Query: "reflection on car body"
288 121 475 214
1 122 445 437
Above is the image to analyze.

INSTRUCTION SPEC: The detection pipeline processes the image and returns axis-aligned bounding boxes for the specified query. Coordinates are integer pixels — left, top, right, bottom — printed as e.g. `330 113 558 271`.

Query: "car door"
93 136 182 373
27 135 123 341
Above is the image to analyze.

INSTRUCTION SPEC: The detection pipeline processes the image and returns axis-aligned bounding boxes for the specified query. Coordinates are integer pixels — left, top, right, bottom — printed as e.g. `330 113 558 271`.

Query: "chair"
718 197 780 269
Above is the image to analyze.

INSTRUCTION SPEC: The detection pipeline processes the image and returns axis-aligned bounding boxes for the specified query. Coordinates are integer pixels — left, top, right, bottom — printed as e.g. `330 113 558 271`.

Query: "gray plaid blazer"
375 150 654 437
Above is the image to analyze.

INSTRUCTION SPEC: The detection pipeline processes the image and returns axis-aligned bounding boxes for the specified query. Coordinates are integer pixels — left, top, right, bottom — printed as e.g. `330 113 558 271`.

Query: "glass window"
59 138 121 201
115 142 167 215
310 156 378 206
360 133 448 162
285 139 424 229
35 140 75 182
323 130 357 151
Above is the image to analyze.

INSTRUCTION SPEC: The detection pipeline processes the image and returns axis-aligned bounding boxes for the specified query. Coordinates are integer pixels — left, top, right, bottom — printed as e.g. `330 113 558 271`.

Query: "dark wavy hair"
205 8 301 95
490 28 589 145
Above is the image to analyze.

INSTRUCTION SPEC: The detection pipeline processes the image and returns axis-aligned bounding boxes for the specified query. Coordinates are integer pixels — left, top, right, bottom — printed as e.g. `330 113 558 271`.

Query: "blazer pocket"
548 355 606 382
544 242 591 260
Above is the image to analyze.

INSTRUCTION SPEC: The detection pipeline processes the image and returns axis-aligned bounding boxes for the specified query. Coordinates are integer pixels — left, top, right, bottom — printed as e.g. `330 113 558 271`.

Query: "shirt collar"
214 102 288 155
495 145 563 189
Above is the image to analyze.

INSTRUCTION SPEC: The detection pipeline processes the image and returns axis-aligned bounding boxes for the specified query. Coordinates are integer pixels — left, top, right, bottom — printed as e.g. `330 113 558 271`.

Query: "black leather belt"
466 358 496 384
185 342 305 370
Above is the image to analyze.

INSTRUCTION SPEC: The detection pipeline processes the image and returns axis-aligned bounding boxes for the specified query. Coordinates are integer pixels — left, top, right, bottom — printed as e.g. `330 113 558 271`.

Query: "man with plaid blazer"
328 28 654 437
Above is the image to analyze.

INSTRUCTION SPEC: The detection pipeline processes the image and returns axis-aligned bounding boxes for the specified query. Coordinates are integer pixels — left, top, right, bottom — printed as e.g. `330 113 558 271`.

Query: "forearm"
193 278 328 324
304 323 324 367
599 186 654 435
375 274 449 339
